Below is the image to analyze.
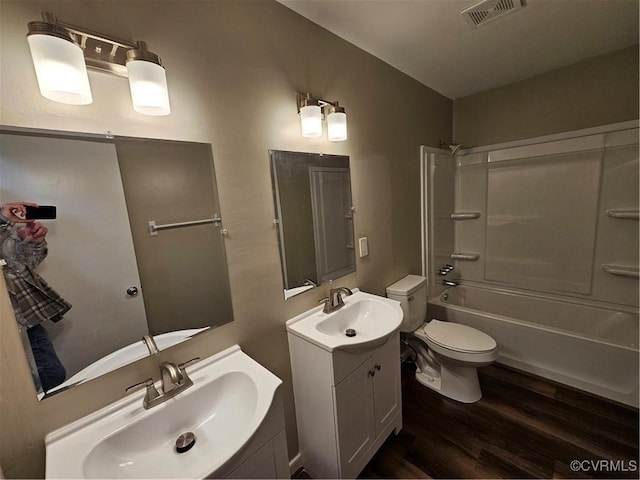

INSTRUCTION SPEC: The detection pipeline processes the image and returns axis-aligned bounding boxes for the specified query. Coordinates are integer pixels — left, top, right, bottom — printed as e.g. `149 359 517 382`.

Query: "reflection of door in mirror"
309 167 355 283
0 134 148 379
115 138 233 336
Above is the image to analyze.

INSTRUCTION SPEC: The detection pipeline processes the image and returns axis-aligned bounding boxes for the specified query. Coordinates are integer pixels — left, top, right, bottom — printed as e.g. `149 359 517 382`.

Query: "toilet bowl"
386 274 497 403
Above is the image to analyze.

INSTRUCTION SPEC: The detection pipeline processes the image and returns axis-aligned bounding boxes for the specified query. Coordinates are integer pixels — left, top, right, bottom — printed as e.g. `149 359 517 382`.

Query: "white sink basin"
45 345 282 479
286 289 403 352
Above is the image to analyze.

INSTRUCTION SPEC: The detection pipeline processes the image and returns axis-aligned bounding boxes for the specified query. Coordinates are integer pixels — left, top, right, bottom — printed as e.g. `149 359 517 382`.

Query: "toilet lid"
422 319 496 353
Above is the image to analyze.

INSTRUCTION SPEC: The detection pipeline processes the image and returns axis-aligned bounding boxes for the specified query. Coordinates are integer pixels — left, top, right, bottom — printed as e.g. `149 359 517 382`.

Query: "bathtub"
427 285 639 407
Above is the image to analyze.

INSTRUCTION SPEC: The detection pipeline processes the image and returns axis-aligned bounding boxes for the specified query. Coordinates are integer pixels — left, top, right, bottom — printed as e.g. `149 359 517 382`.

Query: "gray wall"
453 46 639 147
0 1 450 477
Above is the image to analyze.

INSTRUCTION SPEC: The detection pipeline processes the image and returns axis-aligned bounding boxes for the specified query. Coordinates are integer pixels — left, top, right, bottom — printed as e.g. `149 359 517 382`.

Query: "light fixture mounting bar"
296 91 340 113
36 11 146 77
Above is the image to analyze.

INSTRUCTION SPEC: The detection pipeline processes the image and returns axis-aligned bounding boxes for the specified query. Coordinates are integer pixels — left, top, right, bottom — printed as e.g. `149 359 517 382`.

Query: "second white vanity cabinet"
287 331 402 479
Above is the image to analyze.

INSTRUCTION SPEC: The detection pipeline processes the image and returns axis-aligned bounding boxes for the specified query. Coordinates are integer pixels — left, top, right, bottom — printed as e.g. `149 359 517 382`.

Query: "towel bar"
148 214 221 236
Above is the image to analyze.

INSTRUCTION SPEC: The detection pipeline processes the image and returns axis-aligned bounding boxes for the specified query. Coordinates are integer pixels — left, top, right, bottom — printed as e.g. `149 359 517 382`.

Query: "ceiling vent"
461 0 525 29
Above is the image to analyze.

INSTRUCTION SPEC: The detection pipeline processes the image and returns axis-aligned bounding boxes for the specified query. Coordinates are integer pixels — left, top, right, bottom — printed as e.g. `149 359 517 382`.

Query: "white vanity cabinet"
287 332 402 479
217 388 290 479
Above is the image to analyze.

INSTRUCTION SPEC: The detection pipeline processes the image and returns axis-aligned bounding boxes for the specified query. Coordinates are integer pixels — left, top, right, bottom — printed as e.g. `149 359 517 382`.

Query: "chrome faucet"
142 334 159 355
321 287 353 313
442 279 459 287
126 357 200 409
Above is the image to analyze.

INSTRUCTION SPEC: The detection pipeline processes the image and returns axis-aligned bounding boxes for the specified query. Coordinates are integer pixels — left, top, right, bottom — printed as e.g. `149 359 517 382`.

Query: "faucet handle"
126 377 161 401
126 377 153 392
177 357 200 386
178 357 201 370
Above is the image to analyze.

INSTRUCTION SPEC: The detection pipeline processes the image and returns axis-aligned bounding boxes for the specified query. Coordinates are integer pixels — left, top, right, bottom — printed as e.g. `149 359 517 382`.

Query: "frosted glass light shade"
27 34 92 105
300 104 322 138
126 60 171 116
327 111 347 142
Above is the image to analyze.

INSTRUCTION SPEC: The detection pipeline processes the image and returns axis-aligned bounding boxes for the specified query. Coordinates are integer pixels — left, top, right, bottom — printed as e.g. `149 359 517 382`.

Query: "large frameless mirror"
269 150 355 299
0 128 233 398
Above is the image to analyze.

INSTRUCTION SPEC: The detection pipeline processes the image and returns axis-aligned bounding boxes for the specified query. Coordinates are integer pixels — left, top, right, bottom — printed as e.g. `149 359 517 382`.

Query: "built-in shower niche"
454 128 639 308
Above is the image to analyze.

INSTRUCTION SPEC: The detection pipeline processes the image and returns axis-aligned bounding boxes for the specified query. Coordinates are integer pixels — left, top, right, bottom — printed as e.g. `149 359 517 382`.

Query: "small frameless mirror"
269 150 355 299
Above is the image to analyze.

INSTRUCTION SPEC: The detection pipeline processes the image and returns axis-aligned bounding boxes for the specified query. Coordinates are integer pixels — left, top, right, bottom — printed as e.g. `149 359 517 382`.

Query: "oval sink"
83 371 257 478
45 345 283 479
286 290 403 352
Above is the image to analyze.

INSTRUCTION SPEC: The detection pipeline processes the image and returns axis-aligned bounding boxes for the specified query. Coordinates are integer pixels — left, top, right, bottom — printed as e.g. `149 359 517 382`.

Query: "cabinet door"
333 359 375 478
372 336 401 437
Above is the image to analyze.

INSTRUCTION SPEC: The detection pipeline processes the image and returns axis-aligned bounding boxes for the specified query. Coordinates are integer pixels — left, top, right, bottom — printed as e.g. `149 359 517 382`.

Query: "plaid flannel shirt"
0 217 71 328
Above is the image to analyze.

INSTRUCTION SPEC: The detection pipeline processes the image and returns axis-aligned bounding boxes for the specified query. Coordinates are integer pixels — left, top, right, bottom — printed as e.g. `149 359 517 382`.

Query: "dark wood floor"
295 363 639 479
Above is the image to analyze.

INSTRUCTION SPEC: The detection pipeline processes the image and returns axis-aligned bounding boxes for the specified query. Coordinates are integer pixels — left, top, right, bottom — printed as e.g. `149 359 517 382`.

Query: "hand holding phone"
25 205 57 220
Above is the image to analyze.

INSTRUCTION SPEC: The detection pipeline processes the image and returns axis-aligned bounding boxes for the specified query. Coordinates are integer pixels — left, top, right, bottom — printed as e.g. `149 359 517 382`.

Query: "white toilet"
386 274 498 403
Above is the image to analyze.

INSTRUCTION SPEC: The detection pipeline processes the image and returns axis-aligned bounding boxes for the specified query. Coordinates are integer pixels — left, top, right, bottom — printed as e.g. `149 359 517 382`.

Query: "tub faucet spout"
442 279 459 287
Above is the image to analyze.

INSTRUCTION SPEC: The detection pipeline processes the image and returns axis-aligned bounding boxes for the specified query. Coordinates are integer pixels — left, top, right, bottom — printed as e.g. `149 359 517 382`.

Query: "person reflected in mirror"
0 202 71 393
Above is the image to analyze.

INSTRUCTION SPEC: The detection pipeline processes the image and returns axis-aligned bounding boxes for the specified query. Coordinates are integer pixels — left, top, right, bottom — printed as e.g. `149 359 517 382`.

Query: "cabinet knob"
374 364 381 371
368 369 376 377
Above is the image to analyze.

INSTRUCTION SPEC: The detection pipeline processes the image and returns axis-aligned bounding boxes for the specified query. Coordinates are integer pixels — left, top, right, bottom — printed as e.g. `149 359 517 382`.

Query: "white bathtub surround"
421 121 639 408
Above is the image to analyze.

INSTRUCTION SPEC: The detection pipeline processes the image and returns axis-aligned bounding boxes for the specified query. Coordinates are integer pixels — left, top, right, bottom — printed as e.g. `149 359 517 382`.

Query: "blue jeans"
27 324 66 392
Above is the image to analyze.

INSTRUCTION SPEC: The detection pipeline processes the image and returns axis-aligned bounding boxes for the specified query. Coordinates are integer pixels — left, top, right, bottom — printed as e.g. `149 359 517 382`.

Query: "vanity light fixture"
296 92 347 142
27 12 171 116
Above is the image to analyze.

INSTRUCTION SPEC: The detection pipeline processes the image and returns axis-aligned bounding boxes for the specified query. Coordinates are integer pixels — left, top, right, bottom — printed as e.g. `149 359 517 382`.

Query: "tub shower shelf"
606 209 639 220
450 212 481 220
602 264 640 278
450 252 480 261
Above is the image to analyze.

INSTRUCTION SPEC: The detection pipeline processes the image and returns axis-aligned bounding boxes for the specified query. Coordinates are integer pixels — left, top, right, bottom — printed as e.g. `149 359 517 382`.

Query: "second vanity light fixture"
26 12 171 116
296 92 347 142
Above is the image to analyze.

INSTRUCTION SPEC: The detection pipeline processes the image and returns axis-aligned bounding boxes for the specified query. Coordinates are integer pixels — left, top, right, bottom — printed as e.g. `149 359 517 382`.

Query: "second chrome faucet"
321 287 353 313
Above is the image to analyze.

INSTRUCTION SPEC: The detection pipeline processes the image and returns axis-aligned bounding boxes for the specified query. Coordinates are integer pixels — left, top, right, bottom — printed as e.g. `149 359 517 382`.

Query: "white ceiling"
277 0 639 99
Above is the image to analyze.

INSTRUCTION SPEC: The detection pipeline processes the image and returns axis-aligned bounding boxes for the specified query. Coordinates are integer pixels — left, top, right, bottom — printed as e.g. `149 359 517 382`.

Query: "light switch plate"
358 237 369 257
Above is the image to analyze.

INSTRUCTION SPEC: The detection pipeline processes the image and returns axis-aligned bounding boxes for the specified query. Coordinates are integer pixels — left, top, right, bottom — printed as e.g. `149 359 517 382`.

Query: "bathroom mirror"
0 128 233 398
269 150 355 299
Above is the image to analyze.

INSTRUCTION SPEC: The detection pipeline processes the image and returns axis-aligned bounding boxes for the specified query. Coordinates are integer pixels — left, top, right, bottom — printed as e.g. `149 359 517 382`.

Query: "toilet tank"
386 274 427 332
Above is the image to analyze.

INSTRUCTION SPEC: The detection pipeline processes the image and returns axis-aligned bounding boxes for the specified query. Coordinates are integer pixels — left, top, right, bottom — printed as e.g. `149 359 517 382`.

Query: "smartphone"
25 205 57 220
